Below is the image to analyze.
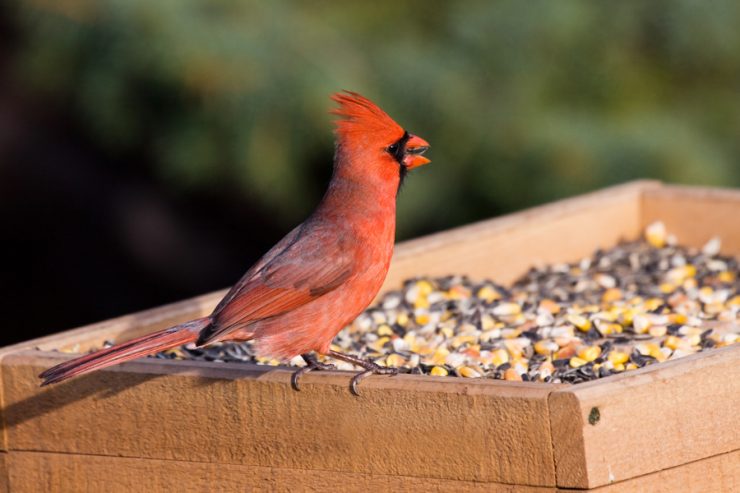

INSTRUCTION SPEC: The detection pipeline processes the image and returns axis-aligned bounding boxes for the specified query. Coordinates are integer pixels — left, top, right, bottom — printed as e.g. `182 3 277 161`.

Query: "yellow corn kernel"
644 298 665 312
414 297 430 310
385 353 406 368
663 336 684 350
659 283 676 294
377 324 393 336
718 271 735 283
539 298 561 314
492 302 521 317
431 347 450 365
608 351 629 365
567 314 592 332
490 348 509 367
457 366 482 378
645 221 666 248
577 346 602 362
503 368 522 381
569 357 588 368
417 280 434 296
477 285 501 303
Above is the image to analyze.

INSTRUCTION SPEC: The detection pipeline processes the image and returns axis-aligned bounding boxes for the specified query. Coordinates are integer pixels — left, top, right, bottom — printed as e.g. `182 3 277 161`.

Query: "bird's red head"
331 91 430 171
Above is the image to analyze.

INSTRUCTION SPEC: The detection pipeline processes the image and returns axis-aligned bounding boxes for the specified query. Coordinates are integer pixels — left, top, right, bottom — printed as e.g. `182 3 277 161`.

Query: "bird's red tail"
39 317 210 386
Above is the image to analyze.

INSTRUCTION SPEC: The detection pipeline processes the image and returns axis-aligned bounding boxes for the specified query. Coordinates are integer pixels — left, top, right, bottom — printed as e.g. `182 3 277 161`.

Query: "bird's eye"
387 143 399 154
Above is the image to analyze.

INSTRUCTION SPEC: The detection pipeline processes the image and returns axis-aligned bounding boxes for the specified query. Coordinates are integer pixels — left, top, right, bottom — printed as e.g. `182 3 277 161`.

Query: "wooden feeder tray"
1 181 738 491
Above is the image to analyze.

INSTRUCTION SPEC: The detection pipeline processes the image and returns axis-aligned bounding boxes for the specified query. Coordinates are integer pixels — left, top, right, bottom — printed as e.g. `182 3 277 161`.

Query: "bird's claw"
291 354 336 391
350 365 399 396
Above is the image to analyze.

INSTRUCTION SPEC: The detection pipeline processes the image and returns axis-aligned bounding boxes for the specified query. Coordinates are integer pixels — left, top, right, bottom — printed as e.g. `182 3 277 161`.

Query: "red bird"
40 91 430 394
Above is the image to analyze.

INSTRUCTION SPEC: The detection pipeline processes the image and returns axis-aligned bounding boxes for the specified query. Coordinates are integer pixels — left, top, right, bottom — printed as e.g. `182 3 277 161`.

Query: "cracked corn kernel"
457 366 482 378
667 265 696 284
577 346 601 362
602 288 623 302
416 280 434 296
661 336 682 351
447 285 470 300
608 351 630 365
539 299 561 314
440 326 454 338
377 324 393 336
504 368 522 381
534 340 558 355
538 360 555 374
492 302 521 317
490 348 509 366
430 366 448 376
644 298 664 311
569 357 588 368
414 297 430 309
649 325 667 337
668 313 687 325
645 221 666 248
567 314 592 332
385 353 406 368
430 347 450 365
597 322 622 336
451 335 477 349
477 285 501 303
659 283 676 294
632 315 651 333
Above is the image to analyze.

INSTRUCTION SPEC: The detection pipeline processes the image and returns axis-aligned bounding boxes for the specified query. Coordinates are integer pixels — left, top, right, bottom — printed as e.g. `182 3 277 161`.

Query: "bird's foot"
328 350 399 396
291 353 336 391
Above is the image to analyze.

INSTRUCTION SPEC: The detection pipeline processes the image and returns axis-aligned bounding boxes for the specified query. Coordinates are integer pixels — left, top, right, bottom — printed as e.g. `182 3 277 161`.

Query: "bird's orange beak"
403 134 431 169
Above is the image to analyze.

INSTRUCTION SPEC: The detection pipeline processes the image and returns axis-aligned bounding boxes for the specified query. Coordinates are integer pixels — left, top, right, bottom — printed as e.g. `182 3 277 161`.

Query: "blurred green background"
1 0 739 343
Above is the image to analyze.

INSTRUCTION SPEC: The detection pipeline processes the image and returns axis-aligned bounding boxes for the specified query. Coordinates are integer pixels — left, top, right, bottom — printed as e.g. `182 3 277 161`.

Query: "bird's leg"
291 353 336 391
328 350 398 396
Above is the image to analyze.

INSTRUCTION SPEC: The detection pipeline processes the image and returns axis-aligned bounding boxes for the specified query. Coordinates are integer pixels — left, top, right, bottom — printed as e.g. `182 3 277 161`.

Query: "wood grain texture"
6 451 556 493
2 351 558 486
6 449 738 492
583 449 740 493
0 453 7 493
550 344 740 489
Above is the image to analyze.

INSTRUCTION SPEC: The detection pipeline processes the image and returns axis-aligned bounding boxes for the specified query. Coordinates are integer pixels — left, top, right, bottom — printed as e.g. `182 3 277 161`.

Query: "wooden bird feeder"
1 180 738 491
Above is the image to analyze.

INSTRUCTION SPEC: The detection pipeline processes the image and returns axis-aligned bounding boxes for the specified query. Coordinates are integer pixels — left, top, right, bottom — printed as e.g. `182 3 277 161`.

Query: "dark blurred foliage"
1 0 739 344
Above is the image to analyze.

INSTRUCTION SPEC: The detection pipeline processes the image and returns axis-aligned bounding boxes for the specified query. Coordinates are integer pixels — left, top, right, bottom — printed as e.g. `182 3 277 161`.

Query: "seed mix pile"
149 222 739 384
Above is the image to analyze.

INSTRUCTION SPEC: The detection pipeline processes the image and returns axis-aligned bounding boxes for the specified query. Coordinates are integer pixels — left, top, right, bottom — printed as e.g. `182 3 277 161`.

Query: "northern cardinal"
40 91 430 394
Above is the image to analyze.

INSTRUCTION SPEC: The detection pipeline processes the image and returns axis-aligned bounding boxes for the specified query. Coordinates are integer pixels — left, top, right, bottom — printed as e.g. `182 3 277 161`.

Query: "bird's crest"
331 91 404 143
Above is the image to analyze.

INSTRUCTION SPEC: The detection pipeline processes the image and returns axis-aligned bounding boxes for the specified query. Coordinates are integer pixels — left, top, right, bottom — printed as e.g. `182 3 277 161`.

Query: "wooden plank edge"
5 447 738 492
4 352 559 486
5 450 555 493
548 344 740 488
644 183 740 203
6 349 558 398
575 448 740 492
